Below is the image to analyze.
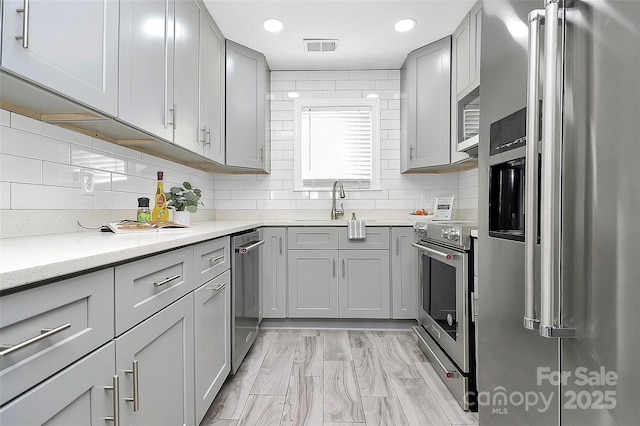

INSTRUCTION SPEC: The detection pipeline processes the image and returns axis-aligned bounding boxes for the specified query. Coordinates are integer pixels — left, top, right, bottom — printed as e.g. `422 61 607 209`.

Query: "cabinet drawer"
288 227 338 250
339 227 390 249
115 247 193 335
0 342 115 425
194 236 231 288
0 269 114 406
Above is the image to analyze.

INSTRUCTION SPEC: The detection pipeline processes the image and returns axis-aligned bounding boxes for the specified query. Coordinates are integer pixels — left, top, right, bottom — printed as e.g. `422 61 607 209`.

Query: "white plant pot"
173 210 191 226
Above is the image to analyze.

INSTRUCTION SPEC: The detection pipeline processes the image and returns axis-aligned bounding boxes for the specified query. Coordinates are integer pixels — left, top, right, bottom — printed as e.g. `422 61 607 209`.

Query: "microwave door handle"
524 9 545 331
539 0 574 339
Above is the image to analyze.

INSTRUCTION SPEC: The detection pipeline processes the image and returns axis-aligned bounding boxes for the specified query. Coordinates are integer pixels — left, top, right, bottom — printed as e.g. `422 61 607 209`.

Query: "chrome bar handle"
414 328 459 378
153 274 181 287
207 255 225 263
236 239 265 254
124 360 140 411
333 259 336 278
540 0 574 339
342 259 345 278
104 375 120 426
411 243 454 261
524 9 545 331
279 236 283 255
208 282 226 293
15 0 30 48
0 323 71 357
396 237 400 256
409 145 414 160
200 127 207 145
168 104 176 129
260 147 264 162
205 127 211 147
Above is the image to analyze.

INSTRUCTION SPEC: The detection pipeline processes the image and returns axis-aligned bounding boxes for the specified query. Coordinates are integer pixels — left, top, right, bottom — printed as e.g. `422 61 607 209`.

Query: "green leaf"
184 192 196 201
186 205 197 213
183 181 192 190
170 187 181 195
194 189 202 196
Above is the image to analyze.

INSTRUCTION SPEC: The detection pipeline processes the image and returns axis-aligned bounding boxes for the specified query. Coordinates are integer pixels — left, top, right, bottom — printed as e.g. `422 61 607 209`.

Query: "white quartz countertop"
471 229 479 238
0 219 413 292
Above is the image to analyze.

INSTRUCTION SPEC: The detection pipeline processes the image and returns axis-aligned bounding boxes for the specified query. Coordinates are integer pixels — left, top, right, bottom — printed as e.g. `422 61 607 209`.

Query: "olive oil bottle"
152 171 169 221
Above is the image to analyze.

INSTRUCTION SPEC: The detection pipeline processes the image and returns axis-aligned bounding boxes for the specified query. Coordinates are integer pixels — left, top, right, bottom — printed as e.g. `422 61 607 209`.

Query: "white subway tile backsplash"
271 130 294 141
216 199 257 209
389 70 401 79
271 100 294 111
296 80 336 91
335 80 376 90
111 174 154 194
1 110 11 127
11 183 93 209
459 186 478 200
270 190 309 200
375 79 400 90
375 199 415 210
0 154 41 184
243 179 284 190
343 200 376 210
0 182 10 209
381 109 400 120
308 71 349 80
387 100 401 110
295 199 330 210
380 120 400 130
42 162 110 190
271 110 294 121
230 190 270 200
71 147 126 174
271 81 296 91
257 199 297 210
1 127 71 164
93 190 139 210
272 71 309 81
11 113 93 147
321 90 362 98
459 175 479 189
349 70 389 80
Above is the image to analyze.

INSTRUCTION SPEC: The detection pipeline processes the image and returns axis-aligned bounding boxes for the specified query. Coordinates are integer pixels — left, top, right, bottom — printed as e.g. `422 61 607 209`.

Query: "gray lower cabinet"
338 250 390 318
0 0 119 115
194 270 230 424
288 249 339 318
391 227 418 319
262 227 287 318
115 293 195 426
0 342 116 425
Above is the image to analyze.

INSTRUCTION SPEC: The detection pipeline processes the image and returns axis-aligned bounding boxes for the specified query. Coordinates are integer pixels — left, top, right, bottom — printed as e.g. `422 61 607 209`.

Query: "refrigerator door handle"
539 0 575 339
524 9 545 331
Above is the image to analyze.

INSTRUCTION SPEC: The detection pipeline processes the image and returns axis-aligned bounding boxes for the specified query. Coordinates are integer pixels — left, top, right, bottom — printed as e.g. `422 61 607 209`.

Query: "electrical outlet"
80 169 95 195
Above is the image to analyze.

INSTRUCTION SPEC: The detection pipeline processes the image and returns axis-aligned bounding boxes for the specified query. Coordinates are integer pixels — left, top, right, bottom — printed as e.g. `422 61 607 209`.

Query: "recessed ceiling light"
263 18 283 33
367 93 379 99
288 92 300 99
395 18 417 33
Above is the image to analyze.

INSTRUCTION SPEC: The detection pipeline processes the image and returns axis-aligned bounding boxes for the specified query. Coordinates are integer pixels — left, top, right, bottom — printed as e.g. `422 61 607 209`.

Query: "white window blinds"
300 106 374 189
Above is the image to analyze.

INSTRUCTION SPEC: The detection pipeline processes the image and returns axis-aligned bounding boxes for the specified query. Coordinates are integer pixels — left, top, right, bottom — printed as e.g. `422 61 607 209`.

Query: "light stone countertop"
0 219 414 292
471 229 479 238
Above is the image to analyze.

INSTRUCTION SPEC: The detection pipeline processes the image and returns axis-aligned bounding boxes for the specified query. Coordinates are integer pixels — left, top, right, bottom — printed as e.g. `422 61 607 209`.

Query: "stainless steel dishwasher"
231 229 263 373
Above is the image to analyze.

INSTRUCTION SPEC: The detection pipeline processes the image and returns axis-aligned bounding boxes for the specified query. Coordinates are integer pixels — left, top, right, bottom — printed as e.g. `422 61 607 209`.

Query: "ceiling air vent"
303 39 338 53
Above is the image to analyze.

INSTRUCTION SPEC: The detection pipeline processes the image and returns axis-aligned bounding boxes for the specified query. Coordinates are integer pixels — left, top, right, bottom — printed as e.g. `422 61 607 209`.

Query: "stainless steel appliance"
413 221 477 411
231 230 263 374
479 1 640 424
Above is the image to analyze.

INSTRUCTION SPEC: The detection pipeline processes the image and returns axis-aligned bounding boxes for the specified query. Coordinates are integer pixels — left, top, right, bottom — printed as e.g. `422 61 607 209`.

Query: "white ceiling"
202 0 477 71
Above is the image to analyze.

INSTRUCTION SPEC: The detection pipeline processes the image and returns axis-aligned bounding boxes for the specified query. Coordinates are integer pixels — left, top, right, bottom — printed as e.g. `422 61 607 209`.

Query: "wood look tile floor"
201 329 479 426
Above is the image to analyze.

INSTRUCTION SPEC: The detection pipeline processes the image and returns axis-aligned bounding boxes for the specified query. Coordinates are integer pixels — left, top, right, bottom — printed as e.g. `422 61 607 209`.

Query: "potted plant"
165 181 203 226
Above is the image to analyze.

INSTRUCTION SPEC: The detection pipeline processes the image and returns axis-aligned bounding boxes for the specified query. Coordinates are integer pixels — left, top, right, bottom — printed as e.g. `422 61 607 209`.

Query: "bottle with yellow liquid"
152 171 169 221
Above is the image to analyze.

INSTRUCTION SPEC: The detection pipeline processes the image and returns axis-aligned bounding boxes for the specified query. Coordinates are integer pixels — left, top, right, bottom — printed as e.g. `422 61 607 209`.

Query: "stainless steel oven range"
412 221 477 411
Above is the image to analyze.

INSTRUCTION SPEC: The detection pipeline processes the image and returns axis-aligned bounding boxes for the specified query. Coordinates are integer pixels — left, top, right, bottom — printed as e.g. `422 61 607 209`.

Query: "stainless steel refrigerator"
478 0 640 424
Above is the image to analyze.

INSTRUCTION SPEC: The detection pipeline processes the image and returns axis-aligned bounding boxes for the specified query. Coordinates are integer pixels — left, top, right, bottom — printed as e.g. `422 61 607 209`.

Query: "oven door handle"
411 243 454 260
235 240 265 254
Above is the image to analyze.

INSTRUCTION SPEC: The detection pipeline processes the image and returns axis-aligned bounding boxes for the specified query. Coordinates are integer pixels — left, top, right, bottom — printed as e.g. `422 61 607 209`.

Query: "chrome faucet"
331 180 346 219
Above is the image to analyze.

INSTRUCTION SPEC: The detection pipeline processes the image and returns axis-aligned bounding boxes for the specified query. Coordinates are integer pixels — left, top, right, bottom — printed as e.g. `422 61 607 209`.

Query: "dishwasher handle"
235 239 265 254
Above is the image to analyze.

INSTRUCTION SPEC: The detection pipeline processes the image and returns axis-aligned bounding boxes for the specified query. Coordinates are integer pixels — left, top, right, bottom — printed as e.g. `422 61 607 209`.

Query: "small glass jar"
137 197 151 223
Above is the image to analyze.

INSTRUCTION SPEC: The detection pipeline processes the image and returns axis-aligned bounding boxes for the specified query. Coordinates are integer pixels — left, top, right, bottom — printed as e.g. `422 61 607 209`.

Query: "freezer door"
477 1 560 424
560 1 640 424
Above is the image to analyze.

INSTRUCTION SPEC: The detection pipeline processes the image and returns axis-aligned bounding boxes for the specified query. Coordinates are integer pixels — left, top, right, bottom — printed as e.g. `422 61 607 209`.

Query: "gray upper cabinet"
226 40 269 171
200 11 226 163
118 0 175 141
452 15 471 99
0 0 119 115
400 36 452 172
468 1 482 93
173 0 202 153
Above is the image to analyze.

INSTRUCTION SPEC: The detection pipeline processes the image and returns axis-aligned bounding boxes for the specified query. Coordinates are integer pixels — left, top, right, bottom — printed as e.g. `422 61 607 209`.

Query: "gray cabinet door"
119 0 175 141
0 269 114 406
401 37 452 171
262 227 287 318
338 250 390 318
194 271 230 424
200 11 225 163
391 227 418 319
452 15 471 98
0 0 119 115
288 250 338 318
173 0 201 153
469 1 482 90
225 40 266 170
0 342 116 425
116 294 195 426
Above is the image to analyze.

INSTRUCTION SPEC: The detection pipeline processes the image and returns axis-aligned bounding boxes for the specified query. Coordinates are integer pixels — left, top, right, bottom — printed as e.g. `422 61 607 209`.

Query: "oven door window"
422 254 458 340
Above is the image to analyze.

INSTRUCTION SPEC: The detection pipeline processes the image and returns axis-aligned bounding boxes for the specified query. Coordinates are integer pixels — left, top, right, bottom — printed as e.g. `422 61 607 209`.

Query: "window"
294 98 380 191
